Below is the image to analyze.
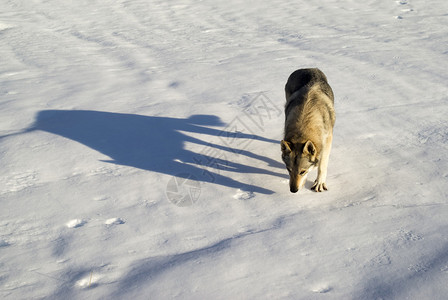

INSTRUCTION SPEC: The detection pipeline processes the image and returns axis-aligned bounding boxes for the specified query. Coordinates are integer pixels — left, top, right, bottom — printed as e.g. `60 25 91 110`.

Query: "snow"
1 0 447 299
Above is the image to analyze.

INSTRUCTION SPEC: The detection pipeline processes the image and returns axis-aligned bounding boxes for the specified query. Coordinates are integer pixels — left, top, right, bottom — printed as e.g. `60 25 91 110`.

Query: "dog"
281 68 335 193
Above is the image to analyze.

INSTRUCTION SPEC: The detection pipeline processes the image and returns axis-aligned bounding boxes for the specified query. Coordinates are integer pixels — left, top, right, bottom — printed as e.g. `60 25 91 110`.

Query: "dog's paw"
311 180 328 192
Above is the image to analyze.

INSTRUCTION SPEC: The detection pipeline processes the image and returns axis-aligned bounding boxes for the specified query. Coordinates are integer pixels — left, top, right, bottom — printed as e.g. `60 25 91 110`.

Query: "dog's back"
285 68 334 101
284 68 335 139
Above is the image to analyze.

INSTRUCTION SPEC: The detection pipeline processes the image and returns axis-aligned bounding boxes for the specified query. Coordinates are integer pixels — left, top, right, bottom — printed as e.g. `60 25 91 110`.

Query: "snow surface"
1 0 447 299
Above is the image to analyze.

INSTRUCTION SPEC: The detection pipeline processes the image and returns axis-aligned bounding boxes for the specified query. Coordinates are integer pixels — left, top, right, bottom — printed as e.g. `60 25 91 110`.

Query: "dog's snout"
289 176 300 193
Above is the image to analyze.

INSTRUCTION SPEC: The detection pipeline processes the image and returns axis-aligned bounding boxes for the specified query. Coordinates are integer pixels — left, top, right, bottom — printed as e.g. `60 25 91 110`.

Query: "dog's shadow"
31 110 285 194
304 179 317 191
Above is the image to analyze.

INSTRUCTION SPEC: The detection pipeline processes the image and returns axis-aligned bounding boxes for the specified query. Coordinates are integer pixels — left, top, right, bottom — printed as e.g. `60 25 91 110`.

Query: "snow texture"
0 0 447 299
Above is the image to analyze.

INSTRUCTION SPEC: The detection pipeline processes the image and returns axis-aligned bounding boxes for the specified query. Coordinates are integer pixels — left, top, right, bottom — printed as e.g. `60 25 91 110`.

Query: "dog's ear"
281 140 292 155
303 140 316 157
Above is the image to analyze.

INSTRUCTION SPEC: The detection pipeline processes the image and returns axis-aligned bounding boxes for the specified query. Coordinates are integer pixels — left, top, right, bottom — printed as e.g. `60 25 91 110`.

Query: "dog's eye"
299 170 306 175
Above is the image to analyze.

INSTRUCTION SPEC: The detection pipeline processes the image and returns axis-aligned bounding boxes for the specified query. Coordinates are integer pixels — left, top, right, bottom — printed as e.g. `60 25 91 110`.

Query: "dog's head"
281 140 318 193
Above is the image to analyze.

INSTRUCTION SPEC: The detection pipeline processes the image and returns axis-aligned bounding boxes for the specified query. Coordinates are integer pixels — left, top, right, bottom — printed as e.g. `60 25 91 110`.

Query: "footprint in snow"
312 284 332 294
105 218 125 226
233 189 255 200
3 171 39 194
394 0 414 19
76 272 102 289
66 219 86 228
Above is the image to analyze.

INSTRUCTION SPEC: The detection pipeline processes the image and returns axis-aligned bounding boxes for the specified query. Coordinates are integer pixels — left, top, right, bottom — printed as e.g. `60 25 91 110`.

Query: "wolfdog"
281 68 335 193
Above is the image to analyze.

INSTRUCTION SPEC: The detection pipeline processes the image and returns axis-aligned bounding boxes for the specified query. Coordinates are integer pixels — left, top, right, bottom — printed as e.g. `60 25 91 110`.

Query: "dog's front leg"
312 134 332 192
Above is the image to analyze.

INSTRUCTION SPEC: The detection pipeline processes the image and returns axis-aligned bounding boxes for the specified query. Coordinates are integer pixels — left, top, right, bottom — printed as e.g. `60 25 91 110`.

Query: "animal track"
93 195 109 201
76 272 102 289
394 0 414 19
408 263 429 273
311 283 332 293
105 218 125 226
74 264 121 290
88 166 123 177
369 252 392 267
1 171 39 194
417 123 448 146
398 229 422 242
233 189 255 200
66 219 86 228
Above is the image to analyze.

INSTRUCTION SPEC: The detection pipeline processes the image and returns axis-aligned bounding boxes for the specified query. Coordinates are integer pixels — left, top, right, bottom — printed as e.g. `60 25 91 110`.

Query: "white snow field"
1 0 447 299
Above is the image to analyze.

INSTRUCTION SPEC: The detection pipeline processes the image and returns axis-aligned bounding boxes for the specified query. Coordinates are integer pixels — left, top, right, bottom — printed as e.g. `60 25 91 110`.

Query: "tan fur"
281 68 335 193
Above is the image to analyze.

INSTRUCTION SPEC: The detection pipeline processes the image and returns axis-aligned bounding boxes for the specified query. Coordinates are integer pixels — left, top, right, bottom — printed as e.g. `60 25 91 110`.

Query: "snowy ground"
1 0 448 299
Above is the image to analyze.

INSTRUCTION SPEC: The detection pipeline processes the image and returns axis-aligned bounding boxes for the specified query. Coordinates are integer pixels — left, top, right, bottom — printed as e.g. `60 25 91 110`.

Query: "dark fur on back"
284 68 334 125
285 68 334 102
